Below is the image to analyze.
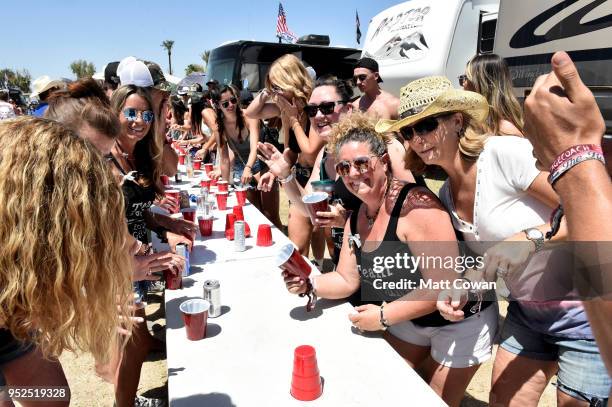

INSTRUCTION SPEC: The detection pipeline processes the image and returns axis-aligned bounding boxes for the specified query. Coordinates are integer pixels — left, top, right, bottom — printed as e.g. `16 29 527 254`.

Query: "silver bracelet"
279 171 295 184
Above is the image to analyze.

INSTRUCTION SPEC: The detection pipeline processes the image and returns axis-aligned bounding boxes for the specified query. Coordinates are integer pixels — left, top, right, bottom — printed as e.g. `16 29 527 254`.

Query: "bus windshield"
207 58 235 86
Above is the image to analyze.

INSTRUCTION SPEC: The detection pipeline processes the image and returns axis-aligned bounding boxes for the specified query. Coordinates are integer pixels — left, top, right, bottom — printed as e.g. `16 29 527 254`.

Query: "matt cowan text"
373 279 497 291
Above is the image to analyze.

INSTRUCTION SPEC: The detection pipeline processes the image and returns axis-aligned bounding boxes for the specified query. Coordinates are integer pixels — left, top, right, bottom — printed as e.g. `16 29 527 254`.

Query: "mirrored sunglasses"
122 108 154 124
303 101 346 117
335 155 379 177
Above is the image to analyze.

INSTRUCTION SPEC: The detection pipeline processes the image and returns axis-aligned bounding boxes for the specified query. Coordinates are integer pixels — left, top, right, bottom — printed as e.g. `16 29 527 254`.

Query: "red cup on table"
290 345 323 401
210 177 218 188
180 299 210 341
164 268 182 290
164 189 180 214
204 163 214 175
216 191 228 210
275 243 312 280
192 160 202 170
235 187 247 206
182 207 196 222
160 175 170 186
256 224 273 247
200 178 211 189
178 153 186 165
217 180 228 192
232 205 244 221
302 192 329 225
198 216 213 236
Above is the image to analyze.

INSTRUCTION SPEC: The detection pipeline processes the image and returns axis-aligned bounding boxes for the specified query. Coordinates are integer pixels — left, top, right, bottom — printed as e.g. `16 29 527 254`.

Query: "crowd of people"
0 50 610 407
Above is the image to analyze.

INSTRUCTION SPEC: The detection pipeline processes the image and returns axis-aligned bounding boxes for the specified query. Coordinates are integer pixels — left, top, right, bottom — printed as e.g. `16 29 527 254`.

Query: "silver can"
234 220 246 252
197 193 208 214
203 280 221 318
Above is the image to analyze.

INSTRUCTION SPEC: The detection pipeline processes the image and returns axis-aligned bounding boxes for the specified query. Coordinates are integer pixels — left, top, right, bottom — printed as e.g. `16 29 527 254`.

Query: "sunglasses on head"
458 74 468 87
399 113 453 141
220 97 237 108
352 74 369 84
303 101 346 117
122 108 154 124
335 155 380 177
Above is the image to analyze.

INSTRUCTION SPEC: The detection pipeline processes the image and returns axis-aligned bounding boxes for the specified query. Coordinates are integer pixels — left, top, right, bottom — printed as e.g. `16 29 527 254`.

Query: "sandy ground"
59 182 557 407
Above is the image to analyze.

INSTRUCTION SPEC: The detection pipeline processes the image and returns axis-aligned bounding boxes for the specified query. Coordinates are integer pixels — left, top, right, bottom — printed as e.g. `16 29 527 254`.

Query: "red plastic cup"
204 163 214 175
193 160 202 170
210 177 218 188
217 180 228 192
225 213 236 240
164 189 180 214
275 244 312 280
178 154 186 165
182 208 196 222
200 178 211 189
164 268 182 290
216 192 228 210
302 192 329 224
256 224 273 247
232 205 244 221
180 299 210 341
290 345 323 401
160 175 170 186
235 187 247 206
198 216 213 236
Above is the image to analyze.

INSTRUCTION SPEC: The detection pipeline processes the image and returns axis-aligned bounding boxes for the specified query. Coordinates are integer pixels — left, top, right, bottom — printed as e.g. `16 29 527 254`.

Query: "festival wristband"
548 145 605 186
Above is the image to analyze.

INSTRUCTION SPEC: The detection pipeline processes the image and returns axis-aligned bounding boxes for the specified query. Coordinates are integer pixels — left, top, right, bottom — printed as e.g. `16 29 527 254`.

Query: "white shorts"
387 302 498 368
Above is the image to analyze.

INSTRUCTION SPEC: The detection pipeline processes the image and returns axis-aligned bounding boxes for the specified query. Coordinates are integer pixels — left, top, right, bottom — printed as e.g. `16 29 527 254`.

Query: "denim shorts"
500 315 611 402
233 160 262 185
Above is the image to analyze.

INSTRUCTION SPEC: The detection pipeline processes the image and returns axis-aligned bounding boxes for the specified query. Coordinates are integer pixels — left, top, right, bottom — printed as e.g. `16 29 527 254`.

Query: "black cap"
355 57 383 83
206 78 219 86
104 61 120 85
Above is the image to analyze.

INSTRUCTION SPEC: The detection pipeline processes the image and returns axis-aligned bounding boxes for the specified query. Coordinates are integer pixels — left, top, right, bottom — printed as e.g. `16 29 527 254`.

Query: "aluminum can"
197 193 208 214
234 220 246 252
176 243 190 277
175 171 182 183
203 280 221 318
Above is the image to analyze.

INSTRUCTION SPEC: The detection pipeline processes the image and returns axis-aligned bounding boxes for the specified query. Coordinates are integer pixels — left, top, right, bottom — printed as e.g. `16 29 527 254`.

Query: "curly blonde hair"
327 112 391 157
265 54 313 107
111 85 164 196
0 117 133 362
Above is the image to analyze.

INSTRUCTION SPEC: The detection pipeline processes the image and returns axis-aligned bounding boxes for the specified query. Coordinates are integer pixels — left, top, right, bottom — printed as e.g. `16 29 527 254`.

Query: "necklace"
115 141 136 163
364 177 391 228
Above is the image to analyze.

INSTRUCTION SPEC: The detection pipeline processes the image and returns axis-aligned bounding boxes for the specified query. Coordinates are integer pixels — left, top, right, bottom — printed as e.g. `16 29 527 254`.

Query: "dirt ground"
59 183 557 407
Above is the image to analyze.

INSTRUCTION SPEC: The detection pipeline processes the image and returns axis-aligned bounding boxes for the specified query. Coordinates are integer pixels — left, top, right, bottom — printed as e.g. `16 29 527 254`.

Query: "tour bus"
206 37 362 92
360 0 500 95
494 0 612 135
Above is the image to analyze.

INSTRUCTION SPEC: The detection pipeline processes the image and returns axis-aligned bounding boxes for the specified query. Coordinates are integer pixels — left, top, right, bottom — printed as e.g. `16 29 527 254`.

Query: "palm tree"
200 50 211 68
161 40 175 75
69 60 96 79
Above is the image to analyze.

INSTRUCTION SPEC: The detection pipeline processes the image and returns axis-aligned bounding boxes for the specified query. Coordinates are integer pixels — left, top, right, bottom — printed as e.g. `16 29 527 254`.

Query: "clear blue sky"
4 0 401 87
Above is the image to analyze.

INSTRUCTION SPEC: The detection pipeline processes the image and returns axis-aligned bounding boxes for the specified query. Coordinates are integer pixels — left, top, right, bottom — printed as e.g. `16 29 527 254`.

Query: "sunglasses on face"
335 155 380 177
122 108 154 124
458 74 468 87
352 74 369 84
270 84 284 94
103 153 114 162
220 97 237 108
399 114 451 141
303 101 346 117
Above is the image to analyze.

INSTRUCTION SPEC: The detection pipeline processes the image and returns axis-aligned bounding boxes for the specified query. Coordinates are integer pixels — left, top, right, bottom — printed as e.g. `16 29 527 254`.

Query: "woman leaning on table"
0 117 134 407
278 113 498 407
379 76 611 406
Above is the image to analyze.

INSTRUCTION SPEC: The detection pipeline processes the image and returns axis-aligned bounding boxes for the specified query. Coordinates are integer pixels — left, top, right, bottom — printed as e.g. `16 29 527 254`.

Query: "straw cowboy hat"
31 76 65 98
375 76 488 134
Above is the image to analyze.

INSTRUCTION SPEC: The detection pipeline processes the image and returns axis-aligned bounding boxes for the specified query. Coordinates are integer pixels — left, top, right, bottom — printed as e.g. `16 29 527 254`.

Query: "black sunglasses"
303 101 346 117
458 74 468 87
335 155 379 177
220 97 238 108
399 114 452 141
352 74 369 84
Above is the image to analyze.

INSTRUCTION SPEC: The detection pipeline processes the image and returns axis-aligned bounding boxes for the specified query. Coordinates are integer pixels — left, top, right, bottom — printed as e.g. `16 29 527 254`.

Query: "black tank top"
109 156 156 244
288 120 310 154
348 183 453 327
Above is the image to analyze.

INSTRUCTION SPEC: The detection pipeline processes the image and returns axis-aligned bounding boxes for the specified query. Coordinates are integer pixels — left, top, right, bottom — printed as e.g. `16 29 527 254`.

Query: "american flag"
276 3 297 43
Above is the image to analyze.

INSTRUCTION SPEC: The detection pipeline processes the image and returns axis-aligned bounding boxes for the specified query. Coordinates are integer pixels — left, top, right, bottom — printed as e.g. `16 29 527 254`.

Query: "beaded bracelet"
548 144 605 186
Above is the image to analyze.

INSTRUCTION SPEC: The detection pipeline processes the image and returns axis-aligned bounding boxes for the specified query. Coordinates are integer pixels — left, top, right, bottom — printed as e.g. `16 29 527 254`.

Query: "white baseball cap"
119 60 154 87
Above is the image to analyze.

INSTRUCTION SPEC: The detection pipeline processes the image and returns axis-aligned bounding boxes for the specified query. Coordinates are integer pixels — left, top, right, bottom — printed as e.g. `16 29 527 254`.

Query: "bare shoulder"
401 186 445 215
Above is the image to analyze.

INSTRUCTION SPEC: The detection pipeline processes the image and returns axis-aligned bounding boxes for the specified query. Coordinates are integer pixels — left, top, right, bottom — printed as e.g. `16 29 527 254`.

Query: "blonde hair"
404 113 488 175
466 54 523 136
266 54 313 107
0 117 133 361
327 112 391 157
111 85 163 196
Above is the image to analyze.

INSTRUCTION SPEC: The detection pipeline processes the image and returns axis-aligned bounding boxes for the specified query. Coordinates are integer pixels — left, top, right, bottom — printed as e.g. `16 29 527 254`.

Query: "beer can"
197 193 207 214
176 243 190 277
234 220 246 252
203 280 221 318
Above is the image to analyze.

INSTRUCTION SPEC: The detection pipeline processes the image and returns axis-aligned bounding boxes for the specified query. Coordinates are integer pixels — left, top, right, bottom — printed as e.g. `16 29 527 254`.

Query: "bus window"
240 63 260 91
208 58 235 86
